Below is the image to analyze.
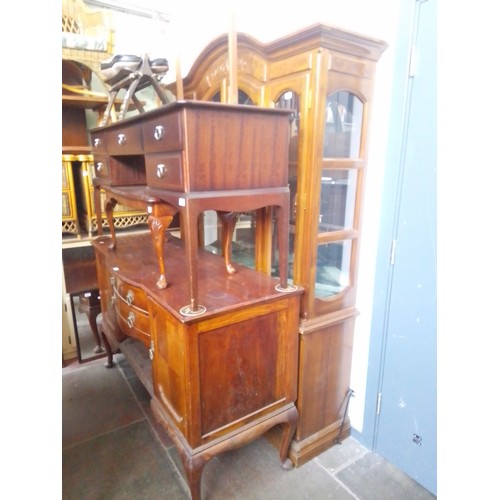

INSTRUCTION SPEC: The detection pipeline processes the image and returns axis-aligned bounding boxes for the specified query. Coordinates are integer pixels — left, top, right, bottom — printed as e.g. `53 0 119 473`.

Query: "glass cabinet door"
315 90 363 299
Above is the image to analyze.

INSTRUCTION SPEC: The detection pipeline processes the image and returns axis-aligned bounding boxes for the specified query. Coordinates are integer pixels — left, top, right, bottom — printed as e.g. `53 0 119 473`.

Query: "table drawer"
106 123 143 154
145 153 184 191
92 155 109 181
142 113 183 152
90 130 107 153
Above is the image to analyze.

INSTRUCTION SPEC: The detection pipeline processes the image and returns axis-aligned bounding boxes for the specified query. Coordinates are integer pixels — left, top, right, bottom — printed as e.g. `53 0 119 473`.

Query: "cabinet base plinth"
287 419 351 467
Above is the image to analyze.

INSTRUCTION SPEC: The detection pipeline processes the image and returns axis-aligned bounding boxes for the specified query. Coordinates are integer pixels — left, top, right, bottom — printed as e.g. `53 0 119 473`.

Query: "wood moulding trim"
299 306 358 334
182 23 388 92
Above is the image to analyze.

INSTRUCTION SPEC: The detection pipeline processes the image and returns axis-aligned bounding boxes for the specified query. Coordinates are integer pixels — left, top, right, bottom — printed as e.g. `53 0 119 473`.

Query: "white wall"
108 0 405 432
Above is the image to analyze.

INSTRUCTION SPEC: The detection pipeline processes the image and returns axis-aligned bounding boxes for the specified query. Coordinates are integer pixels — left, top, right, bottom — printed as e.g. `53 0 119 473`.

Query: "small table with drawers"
90 100 296 316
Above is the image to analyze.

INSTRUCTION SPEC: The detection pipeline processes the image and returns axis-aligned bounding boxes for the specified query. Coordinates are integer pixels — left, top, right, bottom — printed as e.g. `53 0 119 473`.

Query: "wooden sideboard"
93 232 302 500
90 100 296 316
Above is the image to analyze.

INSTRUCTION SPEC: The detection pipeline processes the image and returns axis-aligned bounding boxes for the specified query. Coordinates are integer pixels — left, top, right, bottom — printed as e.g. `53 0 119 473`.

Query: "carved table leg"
101 330 115 368
96 317 115 368
216 211 237 274
104 197 118 249
274 201 297 293
148 210 175 289
94 183 104 236
178 203 206 316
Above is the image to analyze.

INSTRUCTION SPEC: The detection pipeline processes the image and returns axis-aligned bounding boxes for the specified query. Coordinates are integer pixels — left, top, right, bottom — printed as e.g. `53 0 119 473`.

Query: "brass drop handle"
127 312 136 328
117 133 126 145
126 290 134 305
156 163 166 178
93 137 101 147
154 125 164 140
96 162 103 172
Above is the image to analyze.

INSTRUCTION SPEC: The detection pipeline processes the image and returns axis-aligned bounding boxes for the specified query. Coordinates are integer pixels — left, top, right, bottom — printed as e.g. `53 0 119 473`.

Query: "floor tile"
336 451 436 500
62 361 144 448
62 421 188 500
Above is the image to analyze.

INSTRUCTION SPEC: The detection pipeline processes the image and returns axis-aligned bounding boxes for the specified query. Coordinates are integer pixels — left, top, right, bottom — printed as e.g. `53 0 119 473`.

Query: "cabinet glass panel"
315 240 352 298
323 91 363 158
319 169 357 233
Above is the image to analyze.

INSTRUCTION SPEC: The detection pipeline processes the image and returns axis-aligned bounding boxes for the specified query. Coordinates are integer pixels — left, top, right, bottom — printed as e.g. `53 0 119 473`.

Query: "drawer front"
106 124 143 154
115 280 148 311
142 113 183 152
92 155 109 182
90 130 107 153
115 298 150 345
145 153 184 191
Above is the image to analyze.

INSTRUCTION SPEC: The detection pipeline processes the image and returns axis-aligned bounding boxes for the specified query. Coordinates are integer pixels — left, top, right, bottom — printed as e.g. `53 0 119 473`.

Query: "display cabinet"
172 23 387 465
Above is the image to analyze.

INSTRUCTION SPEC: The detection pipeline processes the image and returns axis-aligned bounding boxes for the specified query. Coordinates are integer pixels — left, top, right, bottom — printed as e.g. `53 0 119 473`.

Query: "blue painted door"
374 0 436 494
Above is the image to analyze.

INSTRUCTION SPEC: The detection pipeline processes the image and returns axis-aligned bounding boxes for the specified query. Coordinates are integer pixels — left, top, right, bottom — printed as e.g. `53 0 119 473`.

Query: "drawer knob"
93 137 101 147
117 133 126 145
96 162 103 172
127 311 136 328
156 163 166 178
154 125 164 140
126 290 134 305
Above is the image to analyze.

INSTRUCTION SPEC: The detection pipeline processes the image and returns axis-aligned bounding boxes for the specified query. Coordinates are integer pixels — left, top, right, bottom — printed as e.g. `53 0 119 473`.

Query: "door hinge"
390 239 397 265
149 340 155 360
376 392 382 415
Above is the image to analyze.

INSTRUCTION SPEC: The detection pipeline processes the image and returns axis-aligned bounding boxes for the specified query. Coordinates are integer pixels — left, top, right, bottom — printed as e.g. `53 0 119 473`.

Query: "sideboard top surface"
93 233 302 323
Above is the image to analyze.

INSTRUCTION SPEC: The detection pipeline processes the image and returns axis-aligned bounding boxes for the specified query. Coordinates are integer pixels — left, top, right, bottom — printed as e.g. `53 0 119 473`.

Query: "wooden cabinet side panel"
186 109 290 191
295 317 355 440
149 301 189 438
198 296 300 441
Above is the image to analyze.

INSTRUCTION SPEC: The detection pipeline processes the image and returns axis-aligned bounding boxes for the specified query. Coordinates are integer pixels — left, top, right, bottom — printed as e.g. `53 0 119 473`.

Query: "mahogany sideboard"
93 232 302 500
90 100 296 317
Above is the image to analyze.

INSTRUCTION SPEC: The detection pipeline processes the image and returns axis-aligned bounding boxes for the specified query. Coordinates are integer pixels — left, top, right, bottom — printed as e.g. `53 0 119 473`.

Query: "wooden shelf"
62 94 109 109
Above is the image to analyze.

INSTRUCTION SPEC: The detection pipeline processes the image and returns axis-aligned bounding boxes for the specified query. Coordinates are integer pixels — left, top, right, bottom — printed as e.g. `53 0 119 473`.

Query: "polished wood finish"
90 100 295 315
174 24 387 465
93 233 302 500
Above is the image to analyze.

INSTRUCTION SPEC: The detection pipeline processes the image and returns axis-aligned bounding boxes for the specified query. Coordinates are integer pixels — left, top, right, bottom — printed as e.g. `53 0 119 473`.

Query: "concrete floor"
62 350 436 500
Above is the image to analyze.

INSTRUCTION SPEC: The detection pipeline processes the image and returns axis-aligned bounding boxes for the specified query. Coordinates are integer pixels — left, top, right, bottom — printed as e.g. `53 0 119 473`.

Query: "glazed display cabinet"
170 23 387 465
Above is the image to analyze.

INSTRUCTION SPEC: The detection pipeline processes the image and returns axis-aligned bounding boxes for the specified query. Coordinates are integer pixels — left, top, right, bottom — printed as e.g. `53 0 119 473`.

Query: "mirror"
63 245 107 363
69 290 106 363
